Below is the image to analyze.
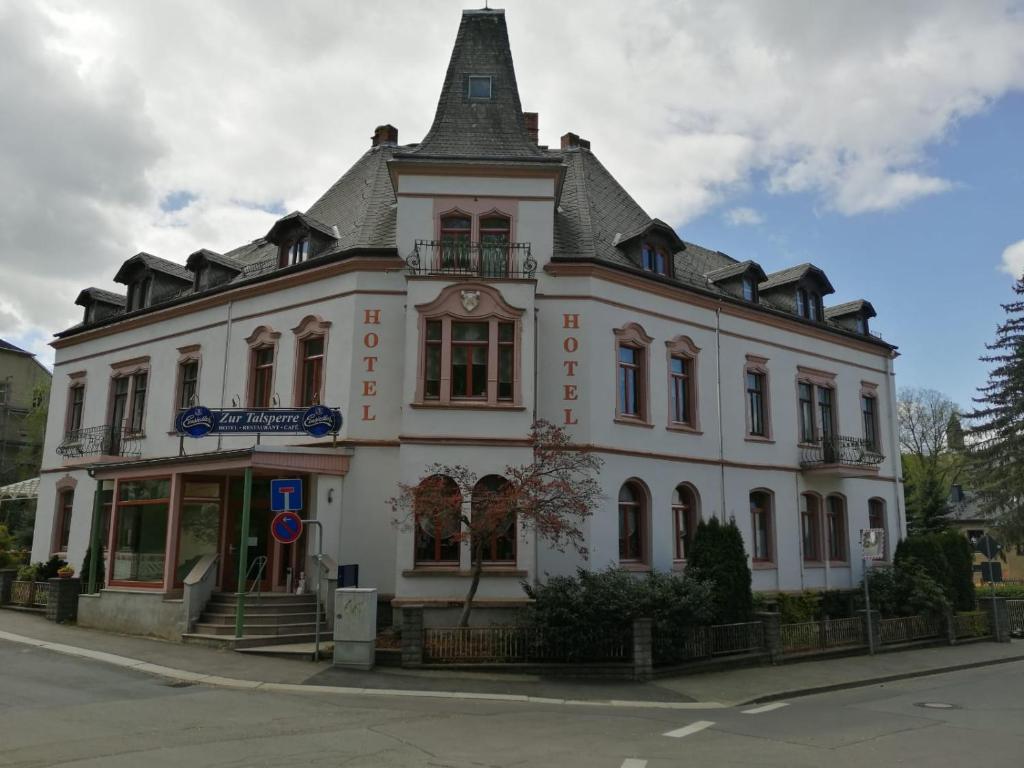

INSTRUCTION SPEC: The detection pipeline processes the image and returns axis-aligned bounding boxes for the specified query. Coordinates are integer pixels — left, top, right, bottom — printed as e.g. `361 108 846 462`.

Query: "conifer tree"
966 277 1024 543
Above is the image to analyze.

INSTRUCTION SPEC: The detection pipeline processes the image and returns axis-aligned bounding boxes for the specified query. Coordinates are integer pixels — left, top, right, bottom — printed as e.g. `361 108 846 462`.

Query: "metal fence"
9 580 49 608
781 617 864 654
953 611 991 639
423 625 632 664
879 615 941 645
1009 600 1024 635
654 621 764 665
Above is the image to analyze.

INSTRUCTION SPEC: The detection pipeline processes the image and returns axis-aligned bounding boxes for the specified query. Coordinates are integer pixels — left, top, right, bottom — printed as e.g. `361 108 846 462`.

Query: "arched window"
826 494 847 562
750 490 774 563
472 475 515 563
439 213 472 271
618 481 646 563
672 484 699 561
414 475 462 564
801 493 822 562
479 213 511 277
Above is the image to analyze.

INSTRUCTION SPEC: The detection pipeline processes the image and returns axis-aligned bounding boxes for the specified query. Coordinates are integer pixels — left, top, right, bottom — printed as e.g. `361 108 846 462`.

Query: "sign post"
860 528 886 655
234 467 253 639
972 533 1002 642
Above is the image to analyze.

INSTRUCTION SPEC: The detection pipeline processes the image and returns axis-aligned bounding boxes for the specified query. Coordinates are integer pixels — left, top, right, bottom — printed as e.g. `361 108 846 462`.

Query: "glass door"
223 478 274 592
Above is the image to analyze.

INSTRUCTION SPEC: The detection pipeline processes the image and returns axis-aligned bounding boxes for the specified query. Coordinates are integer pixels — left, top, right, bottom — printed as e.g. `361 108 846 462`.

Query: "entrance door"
223 478 274 592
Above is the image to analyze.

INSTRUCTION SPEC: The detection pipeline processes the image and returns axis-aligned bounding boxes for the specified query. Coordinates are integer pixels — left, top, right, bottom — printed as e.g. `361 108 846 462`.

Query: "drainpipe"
216 299 235 453
715 307 726 523
795 473 805 591
532 303 539 586
885 353 905 543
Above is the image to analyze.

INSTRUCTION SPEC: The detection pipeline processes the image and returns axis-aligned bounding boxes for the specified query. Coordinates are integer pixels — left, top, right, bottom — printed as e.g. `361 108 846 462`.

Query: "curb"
0 629 725 712
739 652 1024 705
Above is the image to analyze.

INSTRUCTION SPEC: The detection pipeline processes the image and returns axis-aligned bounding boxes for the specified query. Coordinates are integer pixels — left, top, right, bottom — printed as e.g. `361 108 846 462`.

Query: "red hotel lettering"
361 309 381 421
562 315 580 425
363 331 380 348
563 408 578 425
364 309 382 325
361 404 376 421
563 360 578 376
563 337 578 354
563 384 577 400
563 313 580 329
363 356 378 373
363 381 377 396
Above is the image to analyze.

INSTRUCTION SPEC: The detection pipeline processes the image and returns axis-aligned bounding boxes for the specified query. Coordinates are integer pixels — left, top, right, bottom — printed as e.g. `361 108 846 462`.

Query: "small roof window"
468 75 492 99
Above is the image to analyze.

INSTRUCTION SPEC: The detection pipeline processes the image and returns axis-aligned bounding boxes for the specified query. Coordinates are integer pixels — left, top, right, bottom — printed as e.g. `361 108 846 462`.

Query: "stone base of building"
77 590 184 641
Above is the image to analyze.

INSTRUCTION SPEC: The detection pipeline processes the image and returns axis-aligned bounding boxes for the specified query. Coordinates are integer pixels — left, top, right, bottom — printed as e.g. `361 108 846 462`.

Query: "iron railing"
953 611 991 639
422 625 631 664
56 420 142 459
879 615 941 645
654 621 764 665
800 434 884 469
1008 600 1024 636
407 240 536 278
781 617 864 654
9 580 49 608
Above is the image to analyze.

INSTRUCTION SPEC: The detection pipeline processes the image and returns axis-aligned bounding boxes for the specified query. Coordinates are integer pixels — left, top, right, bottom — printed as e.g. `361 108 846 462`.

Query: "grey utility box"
333 587 377 670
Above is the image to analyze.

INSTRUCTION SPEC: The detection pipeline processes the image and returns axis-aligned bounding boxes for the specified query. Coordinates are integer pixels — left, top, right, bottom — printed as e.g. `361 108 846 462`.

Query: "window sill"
751 561 776 570
402 568 526 578
411 402 526 412
619 561 651 572
671 560 687 572
614 417 654 429
666 424 702 435
803 561 825 568
828 561 850 567
745 435 775 444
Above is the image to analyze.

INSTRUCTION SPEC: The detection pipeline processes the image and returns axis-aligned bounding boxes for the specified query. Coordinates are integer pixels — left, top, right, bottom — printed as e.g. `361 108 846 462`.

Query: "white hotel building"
32 9 904 641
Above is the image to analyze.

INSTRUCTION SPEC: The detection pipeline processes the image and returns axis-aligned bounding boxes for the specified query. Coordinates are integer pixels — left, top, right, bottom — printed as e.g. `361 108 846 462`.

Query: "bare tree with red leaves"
390 420 603 627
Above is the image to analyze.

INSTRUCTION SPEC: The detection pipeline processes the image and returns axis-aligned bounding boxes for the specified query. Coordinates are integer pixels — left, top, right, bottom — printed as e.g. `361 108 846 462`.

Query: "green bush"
895 558 951 617
775 592 818 624
80 547 106 593
686 518 753 623
937 530 976 611
989 583 1024 599
20 556 68 582
819 589 855 619
0 524 14 569
16 564 37 581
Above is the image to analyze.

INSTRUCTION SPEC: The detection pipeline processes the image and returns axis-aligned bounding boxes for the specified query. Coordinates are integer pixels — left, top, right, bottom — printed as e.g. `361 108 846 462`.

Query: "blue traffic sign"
271 511 303 545
270 478 303 512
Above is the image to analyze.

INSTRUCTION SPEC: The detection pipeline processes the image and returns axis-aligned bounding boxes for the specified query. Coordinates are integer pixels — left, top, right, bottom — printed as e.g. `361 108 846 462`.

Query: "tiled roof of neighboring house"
826 299 877 319
0 338 32 356
74 287 127 307
760 263 835 294
947 488 989 522
0 476 39 500
113 252 193 284
187 249 243 272
396 10 554 163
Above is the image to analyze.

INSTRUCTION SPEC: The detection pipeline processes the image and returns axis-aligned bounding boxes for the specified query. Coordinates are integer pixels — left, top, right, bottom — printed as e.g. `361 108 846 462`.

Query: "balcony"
56 421 142 460
800 435 883 476
406 240 536 279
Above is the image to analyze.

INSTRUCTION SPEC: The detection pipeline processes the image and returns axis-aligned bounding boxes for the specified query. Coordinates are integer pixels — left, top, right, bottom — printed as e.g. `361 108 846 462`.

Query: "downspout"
216 299 235 453
795 473 805 591
886 353 905 543
532 304 539 586
716 307 726 523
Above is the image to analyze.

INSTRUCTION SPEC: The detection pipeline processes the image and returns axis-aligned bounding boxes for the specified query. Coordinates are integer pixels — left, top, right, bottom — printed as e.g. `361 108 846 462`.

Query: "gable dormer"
613 219 684 279
705 260 768 303
265 211 339 268
113 252 193 312
186 249 243 291
75 287 126 325
826 299 877 336
759 263 834 322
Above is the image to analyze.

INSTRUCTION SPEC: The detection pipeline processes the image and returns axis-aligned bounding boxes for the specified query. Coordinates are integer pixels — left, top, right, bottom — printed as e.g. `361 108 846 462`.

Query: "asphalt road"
2 639 1022 767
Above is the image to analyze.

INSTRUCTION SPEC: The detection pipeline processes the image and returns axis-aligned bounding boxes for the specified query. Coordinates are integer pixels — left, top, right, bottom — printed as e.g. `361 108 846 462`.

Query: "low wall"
77 591 184 641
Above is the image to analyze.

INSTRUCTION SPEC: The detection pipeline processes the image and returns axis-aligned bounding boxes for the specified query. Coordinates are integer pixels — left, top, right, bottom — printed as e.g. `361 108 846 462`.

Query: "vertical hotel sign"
562 313 580 425
361 308 381 421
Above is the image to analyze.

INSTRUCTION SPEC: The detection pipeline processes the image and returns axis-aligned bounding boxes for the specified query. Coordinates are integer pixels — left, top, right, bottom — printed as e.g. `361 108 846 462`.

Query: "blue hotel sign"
175 405 343 438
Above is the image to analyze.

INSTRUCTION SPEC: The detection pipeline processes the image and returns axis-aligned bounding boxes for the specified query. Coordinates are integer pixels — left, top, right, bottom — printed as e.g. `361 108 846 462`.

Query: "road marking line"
663 720 715 738
742 702 789 714
621 760 647 768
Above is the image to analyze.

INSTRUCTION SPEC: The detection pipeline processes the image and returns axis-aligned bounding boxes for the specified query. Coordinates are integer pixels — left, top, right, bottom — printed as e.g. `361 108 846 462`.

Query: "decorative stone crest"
460 290 481 312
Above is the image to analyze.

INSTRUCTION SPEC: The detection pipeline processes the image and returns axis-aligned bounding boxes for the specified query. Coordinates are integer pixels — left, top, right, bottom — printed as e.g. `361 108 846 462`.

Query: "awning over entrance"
89 445 351 479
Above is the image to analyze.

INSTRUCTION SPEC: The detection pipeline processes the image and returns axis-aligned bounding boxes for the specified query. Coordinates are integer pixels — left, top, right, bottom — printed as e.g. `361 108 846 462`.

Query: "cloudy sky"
1 0 1023 408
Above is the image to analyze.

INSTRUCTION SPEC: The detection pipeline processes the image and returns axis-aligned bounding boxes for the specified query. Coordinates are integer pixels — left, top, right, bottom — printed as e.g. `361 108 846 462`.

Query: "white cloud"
724 207 764 226
1000 239 1024 277
2 0 1023 348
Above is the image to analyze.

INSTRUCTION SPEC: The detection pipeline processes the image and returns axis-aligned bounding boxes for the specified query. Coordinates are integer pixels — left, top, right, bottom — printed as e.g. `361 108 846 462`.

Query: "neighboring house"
0 339 51 487
948 484 1024 583
32 9 905 640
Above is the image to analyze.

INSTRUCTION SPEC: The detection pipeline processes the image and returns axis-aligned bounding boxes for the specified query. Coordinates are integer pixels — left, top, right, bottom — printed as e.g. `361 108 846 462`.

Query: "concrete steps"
182 592 331 651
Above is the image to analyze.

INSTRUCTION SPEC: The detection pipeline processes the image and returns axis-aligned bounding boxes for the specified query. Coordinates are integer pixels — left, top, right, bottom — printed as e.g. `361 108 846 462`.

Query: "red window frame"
826 495 847 562
672 485 698 561
670 355 692 425
472 476 516 563
414 476 462 565
750 491 773 563
177 360 199 409
299 336 324 406
55 489 74 553
618 482 644 562
67 383 85 434
450 322 489 400
618 345 642 417
424 320 442 400
250 346 274 407
801 494 821 562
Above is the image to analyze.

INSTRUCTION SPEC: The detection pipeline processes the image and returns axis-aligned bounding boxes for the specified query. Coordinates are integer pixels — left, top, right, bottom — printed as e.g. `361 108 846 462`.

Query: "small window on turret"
468 76 492 99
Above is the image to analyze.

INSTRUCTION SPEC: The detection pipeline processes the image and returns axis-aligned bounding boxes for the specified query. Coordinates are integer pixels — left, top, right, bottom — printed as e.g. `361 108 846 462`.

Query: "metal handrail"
799 434 884 468
56 419 142 458
406 239 536 278
245 555 268 600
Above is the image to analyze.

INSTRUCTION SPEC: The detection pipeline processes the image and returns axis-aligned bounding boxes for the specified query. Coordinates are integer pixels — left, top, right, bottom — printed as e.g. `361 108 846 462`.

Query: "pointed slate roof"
75 287 127 307
398 9 553 162
759 263 835 294
112 252 193 284
705 260 768 284
825 299 876 319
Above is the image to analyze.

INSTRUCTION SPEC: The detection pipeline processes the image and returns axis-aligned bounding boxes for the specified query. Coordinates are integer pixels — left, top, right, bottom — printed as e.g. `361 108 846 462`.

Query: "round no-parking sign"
271 511 304 545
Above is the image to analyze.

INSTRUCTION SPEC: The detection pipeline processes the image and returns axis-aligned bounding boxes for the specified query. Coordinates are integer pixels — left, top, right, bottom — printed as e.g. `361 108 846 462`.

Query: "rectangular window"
468 75 492 99
111 478 171 585
0 382 7 404
56 489 74 553
251 347 274 407
868 498 887 560
746 372 766 436
618 346 642 417
827 496 846 562
862 395 878 451
742 278 756 302
67 384 85 434
451 322 489 399
299 336 325 406
817 386 834 440
176 480 222 585
750 492 772 562
798 382 815 442
424 320 442 399
497 322 514 400
802 496 820 562
641 245 668 275
178 360 199 410
128 372 147 433
670 355 691 425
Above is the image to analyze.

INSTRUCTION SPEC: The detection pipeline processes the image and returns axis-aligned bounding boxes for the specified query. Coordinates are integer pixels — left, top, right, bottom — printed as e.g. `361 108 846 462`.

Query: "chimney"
524 112 539 144
372 124 398 147
560 131 590 150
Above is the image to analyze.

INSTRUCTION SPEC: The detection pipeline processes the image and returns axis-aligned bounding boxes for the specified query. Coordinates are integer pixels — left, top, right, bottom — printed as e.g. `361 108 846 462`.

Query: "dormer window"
808 292 820 321
281 237 310 267
468 75 492 99
126 277 151 312
742 277 757 302
855 316 867 334
796 288 822 321
641 244 668 276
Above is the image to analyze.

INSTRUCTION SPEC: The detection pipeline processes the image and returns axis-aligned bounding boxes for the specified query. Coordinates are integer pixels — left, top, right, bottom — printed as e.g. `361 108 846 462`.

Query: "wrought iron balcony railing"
56 420 142 459
800 434 884 470
406 240 536 278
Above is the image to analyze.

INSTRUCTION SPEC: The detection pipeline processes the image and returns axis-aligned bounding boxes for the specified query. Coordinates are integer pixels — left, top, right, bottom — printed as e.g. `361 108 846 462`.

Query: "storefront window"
112 478 170 584
176 480 222 584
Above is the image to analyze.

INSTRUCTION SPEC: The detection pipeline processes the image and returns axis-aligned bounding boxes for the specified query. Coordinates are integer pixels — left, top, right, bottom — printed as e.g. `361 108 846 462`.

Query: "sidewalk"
2 608 1022 707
